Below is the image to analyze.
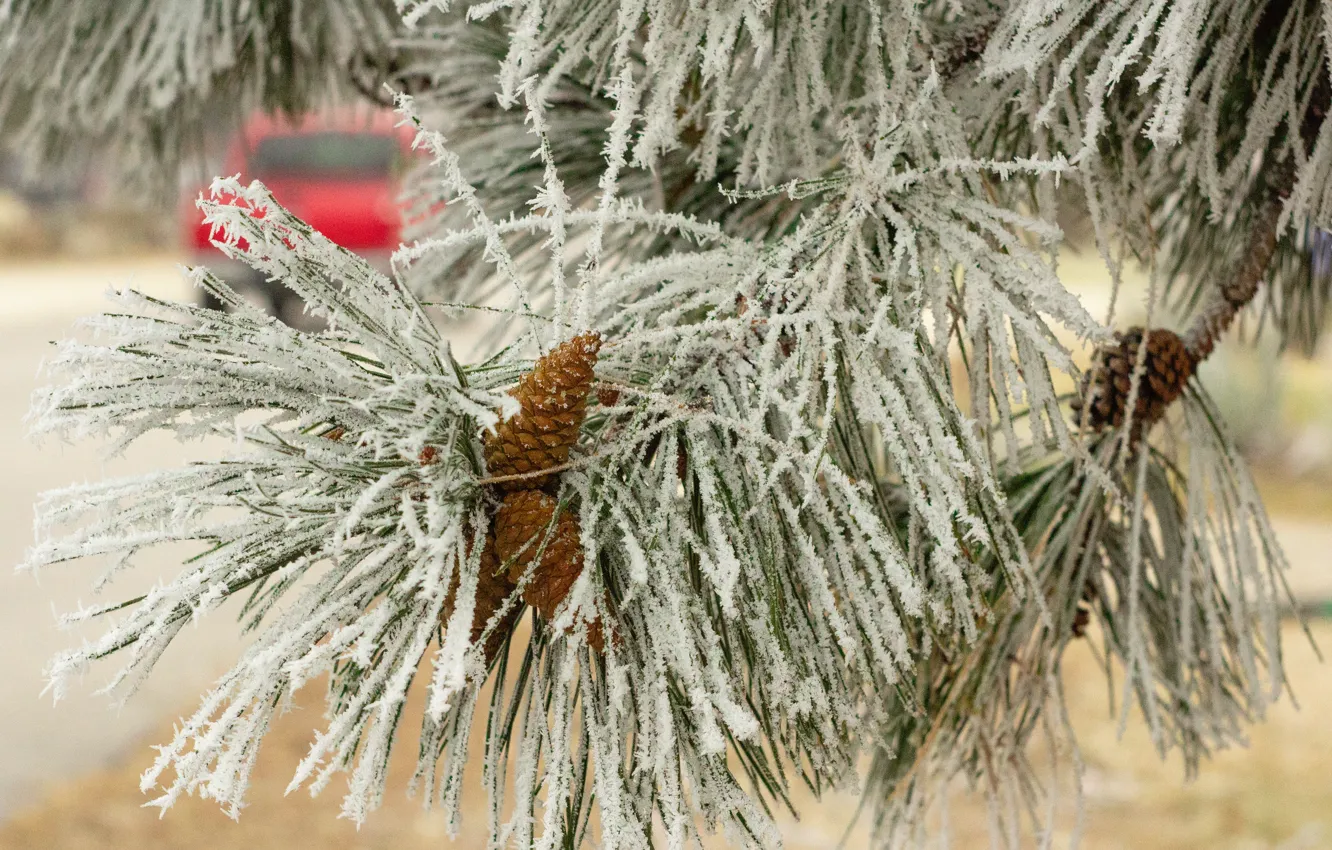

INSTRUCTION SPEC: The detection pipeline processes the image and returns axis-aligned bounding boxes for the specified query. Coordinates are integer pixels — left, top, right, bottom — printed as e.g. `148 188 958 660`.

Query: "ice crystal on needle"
27 179 518 817
0 0 406 180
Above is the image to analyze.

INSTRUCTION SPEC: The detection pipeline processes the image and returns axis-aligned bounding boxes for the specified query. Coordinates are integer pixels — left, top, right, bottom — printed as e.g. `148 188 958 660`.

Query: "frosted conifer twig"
11 0 1327 846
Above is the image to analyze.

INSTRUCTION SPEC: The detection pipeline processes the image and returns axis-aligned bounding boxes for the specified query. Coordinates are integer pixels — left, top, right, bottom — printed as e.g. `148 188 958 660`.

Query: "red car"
183 109 415 324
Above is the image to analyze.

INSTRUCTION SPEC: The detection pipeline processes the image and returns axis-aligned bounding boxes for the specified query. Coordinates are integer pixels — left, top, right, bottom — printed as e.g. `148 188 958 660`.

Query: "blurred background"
1 120 1330 849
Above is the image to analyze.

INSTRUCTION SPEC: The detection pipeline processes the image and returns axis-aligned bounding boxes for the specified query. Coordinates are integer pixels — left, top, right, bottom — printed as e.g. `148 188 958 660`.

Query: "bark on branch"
1182 178 1289 364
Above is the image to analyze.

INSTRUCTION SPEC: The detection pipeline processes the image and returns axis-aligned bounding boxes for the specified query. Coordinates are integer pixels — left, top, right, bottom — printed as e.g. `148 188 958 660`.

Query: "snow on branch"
0 0 407 175
17 1 1319 846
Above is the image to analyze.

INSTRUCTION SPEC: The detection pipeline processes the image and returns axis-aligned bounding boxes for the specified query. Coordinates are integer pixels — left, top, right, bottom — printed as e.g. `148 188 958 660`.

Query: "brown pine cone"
1072 327 1195 439
484 332 601 490
441 528 521 668
493 489 611 651
495 490 584 619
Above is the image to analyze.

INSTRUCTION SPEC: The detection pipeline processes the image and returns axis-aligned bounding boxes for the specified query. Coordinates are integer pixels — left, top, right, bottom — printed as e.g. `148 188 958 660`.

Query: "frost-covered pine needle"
14 0 1323 846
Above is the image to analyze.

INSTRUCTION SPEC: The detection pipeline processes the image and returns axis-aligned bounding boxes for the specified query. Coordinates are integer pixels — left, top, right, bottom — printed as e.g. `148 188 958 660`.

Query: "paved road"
0 257 1327 820
0 259 253 817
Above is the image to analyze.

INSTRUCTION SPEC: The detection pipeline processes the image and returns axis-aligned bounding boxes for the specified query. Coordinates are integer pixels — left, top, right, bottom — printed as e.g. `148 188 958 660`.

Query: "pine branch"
17 1 1330 846
1183 173 1290 364
0 0 408 178
1078 158 1298 442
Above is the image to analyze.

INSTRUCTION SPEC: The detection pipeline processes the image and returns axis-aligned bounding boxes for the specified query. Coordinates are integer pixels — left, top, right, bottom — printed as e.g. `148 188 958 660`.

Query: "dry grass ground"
0 619 1326 850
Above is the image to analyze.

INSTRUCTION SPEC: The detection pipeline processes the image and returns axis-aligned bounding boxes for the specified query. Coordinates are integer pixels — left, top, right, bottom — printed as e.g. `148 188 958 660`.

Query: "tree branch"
1182 175 1288 364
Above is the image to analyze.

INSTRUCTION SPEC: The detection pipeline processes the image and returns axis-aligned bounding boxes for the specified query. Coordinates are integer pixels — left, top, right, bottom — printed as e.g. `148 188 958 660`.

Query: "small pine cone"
442 529 521 668
494 490 585 622
484 333 602 490
1072 327 1195 438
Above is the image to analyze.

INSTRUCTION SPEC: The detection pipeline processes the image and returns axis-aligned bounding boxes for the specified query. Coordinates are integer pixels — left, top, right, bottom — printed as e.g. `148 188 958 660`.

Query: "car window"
249 132 398 179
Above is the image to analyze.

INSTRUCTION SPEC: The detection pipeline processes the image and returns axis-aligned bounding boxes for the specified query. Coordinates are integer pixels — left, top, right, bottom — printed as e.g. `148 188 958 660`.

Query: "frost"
0 0 404 180
15 0 1317 847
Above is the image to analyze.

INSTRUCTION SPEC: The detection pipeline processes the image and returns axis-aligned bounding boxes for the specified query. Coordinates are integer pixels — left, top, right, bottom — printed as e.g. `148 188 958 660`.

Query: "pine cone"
495 490 584 618
494 489 610 650
484 332 601 490
441 528 521 668
1072 327 1194 439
